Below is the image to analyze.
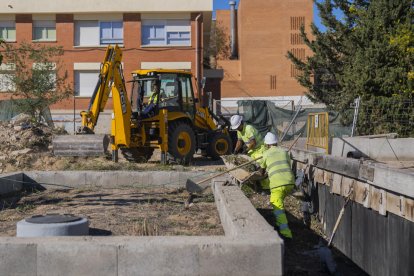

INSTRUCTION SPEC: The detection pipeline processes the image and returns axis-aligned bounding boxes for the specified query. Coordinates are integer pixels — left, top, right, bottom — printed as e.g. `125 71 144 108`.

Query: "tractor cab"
130 70 197 120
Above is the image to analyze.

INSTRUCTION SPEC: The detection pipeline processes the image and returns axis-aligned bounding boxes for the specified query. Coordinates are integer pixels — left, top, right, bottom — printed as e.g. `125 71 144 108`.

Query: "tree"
288 0 414 136
0 42 72 122
205 21 231 68
0 39 3 65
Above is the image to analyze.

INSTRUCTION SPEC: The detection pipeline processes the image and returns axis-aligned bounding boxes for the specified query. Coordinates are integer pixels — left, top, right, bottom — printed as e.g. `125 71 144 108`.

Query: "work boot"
281 235 293 246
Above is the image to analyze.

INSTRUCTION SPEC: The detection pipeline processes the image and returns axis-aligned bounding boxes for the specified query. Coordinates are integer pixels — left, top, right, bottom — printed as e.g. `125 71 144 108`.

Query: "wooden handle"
196 156 263 185
195 133 301 186
285 133 302 152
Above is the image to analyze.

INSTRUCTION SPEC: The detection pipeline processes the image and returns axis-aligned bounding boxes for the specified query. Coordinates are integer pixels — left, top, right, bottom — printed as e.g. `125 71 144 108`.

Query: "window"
0 72 14 92
270 75 277 90
33 20 56 41
0 64 15 92
142 20 190 46
290 17 305 31
100 21 123 44
179 75 194 116
0 21 16 42
75 21 123 46
74 70 100 96
32 63 57 91
142 24 165 46
75 21 100 46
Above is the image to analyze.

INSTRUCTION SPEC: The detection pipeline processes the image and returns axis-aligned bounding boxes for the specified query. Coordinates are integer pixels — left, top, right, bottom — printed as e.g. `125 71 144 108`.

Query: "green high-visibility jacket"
260 146 295 189
148 91 159 103
237 124 264 154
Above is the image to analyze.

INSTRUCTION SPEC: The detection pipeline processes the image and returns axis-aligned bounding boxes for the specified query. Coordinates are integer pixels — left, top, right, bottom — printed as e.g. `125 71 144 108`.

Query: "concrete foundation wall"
0 172 283 275
23 170 214 189
318 185 414 276
331 137 414 161
0 172 23 195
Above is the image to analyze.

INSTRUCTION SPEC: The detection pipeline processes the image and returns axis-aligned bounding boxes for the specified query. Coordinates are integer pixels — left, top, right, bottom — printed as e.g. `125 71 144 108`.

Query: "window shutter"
75 21 99 46
75 71 100 96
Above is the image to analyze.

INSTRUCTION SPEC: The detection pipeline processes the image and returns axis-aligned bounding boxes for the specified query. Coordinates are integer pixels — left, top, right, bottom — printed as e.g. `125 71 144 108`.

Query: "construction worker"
230 115 269 189
259 132 295 240
230 115 266 159
142 82 160 118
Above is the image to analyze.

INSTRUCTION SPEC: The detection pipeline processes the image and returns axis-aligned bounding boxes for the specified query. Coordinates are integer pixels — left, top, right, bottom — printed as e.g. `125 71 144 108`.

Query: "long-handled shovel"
185 156 263 193
186 133 303 193
186 133 302 194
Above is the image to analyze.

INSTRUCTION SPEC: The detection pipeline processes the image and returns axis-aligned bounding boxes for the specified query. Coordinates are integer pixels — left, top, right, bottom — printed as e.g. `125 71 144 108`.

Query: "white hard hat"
230 115 243 130
264 132 278 145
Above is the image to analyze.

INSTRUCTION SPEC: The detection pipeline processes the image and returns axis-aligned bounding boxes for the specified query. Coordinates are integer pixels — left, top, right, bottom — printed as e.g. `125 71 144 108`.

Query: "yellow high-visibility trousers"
270 185 294 238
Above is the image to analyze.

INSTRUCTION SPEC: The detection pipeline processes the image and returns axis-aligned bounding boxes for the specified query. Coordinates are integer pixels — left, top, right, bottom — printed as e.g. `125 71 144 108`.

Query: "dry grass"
0 187 223 237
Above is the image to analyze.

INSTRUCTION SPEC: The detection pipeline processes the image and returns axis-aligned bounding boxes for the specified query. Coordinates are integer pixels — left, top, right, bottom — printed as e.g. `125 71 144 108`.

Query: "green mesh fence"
0 99 53 126
237 100 352 140
0 99 20 121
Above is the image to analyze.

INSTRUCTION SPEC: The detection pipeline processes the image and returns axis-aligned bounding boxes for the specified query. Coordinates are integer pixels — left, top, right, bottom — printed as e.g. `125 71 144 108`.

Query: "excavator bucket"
52 134 110 157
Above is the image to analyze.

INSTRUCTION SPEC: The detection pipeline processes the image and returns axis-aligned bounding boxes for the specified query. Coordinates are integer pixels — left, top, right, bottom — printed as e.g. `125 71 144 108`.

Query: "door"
178 74 195 118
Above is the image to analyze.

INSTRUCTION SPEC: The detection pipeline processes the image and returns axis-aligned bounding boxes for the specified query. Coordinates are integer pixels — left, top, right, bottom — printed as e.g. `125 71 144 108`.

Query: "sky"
213 0 341 32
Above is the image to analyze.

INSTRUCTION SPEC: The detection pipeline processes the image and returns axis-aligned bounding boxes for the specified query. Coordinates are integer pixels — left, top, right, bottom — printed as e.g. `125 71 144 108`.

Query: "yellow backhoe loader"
53 45 232 164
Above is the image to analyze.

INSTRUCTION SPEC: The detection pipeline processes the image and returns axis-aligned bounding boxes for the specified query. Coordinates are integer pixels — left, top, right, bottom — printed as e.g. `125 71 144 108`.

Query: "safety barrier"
306 112 329 153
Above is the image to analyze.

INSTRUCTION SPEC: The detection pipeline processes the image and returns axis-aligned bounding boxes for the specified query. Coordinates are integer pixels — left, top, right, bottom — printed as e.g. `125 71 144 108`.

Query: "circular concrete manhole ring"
16 214 89 237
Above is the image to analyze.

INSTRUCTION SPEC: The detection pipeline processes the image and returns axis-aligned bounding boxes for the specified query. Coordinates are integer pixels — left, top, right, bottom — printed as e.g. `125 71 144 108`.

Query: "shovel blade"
185 179 205 193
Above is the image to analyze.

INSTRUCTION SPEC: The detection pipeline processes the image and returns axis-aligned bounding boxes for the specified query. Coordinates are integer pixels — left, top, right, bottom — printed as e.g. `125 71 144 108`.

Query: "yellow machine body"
54 45 232 164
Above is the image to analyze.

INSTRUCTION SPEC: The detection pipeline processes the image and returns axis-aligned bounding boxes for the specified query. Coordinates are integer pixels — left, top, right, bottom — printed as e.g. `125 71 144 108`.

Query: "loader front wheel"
206 132 232 160
168 122 196 165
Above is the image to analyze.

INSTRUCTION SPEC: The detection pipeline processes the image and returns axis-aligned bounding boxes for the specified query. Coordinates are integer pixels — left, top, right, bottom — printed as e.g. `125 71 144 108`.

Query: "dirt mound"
0 115 67 173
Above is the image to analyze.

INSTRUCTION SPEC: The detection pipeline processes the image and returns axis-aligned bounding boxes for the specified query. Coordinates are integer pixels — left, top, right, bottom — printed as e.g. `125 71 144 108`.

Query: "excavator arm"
53 45 132 157
80 45 131 138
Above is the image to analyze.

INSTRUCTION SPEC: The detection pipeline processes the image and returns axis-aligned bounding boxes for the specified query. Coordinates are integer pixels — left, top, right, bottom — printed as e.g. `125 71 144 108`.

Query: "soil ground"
0 187 222 236
0 119 366 274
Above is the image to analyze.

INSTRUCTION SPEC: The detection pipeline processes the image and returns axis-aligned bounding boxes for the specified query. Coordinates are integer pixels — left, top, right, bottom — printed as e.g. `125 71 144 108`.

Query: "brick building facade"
0 0 212 113
215 0 313 105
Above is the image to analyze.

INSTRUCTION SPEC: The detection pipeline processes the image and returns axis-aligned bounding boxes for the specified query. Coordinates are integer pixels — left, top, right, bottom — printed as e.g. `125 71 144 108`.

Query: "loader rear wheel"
120 147 154 163
206 132 232 160
168 122 196 165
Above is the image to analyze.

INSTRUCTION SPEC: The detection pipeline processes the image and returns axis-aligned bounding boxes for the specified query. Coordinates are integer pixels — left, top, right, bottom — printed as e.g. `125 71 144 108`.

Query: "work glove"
241 146 249 154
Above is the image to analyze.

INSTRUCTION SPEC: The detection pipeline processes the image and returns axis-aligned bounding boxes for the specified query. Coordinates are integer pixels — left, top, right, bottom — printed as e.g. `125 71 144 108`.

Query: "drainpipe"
229 1 237 59
195 13 202 97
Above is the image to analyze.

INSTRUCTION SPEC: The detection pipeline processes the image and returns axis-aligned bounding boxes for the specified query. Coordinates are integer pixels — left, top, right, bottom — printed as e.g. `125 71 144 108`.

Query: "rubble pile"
0 114 67 172
222 155 258 172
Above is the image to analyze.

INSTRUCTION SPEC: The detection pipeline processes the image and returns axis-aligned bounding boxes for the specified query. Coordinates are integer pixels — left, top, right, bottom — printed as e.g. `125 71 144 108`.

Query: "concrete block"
37 242 117 276
331 137 414 161
0 243 37 276
156 171 177 187
0 172 23 195
213 180 277 237
370 164 414 198
115 171 144 187
118 238 200 276
316 156 360 179
55 171 87 187
198 240 283 276
24 171 56 187
85 171 118 187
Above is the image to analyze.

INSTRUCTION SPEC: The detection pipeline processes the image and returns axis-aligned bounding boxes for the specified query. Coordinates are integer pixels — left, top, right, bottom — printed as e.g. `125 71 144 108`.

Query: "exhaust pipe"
229 1 238 59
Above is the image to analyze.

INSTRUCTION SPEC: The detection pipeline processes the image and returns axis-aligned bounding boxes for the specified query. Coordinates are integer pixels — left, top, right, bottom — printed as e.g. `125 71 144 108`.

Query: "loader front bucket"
52 134 110 157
